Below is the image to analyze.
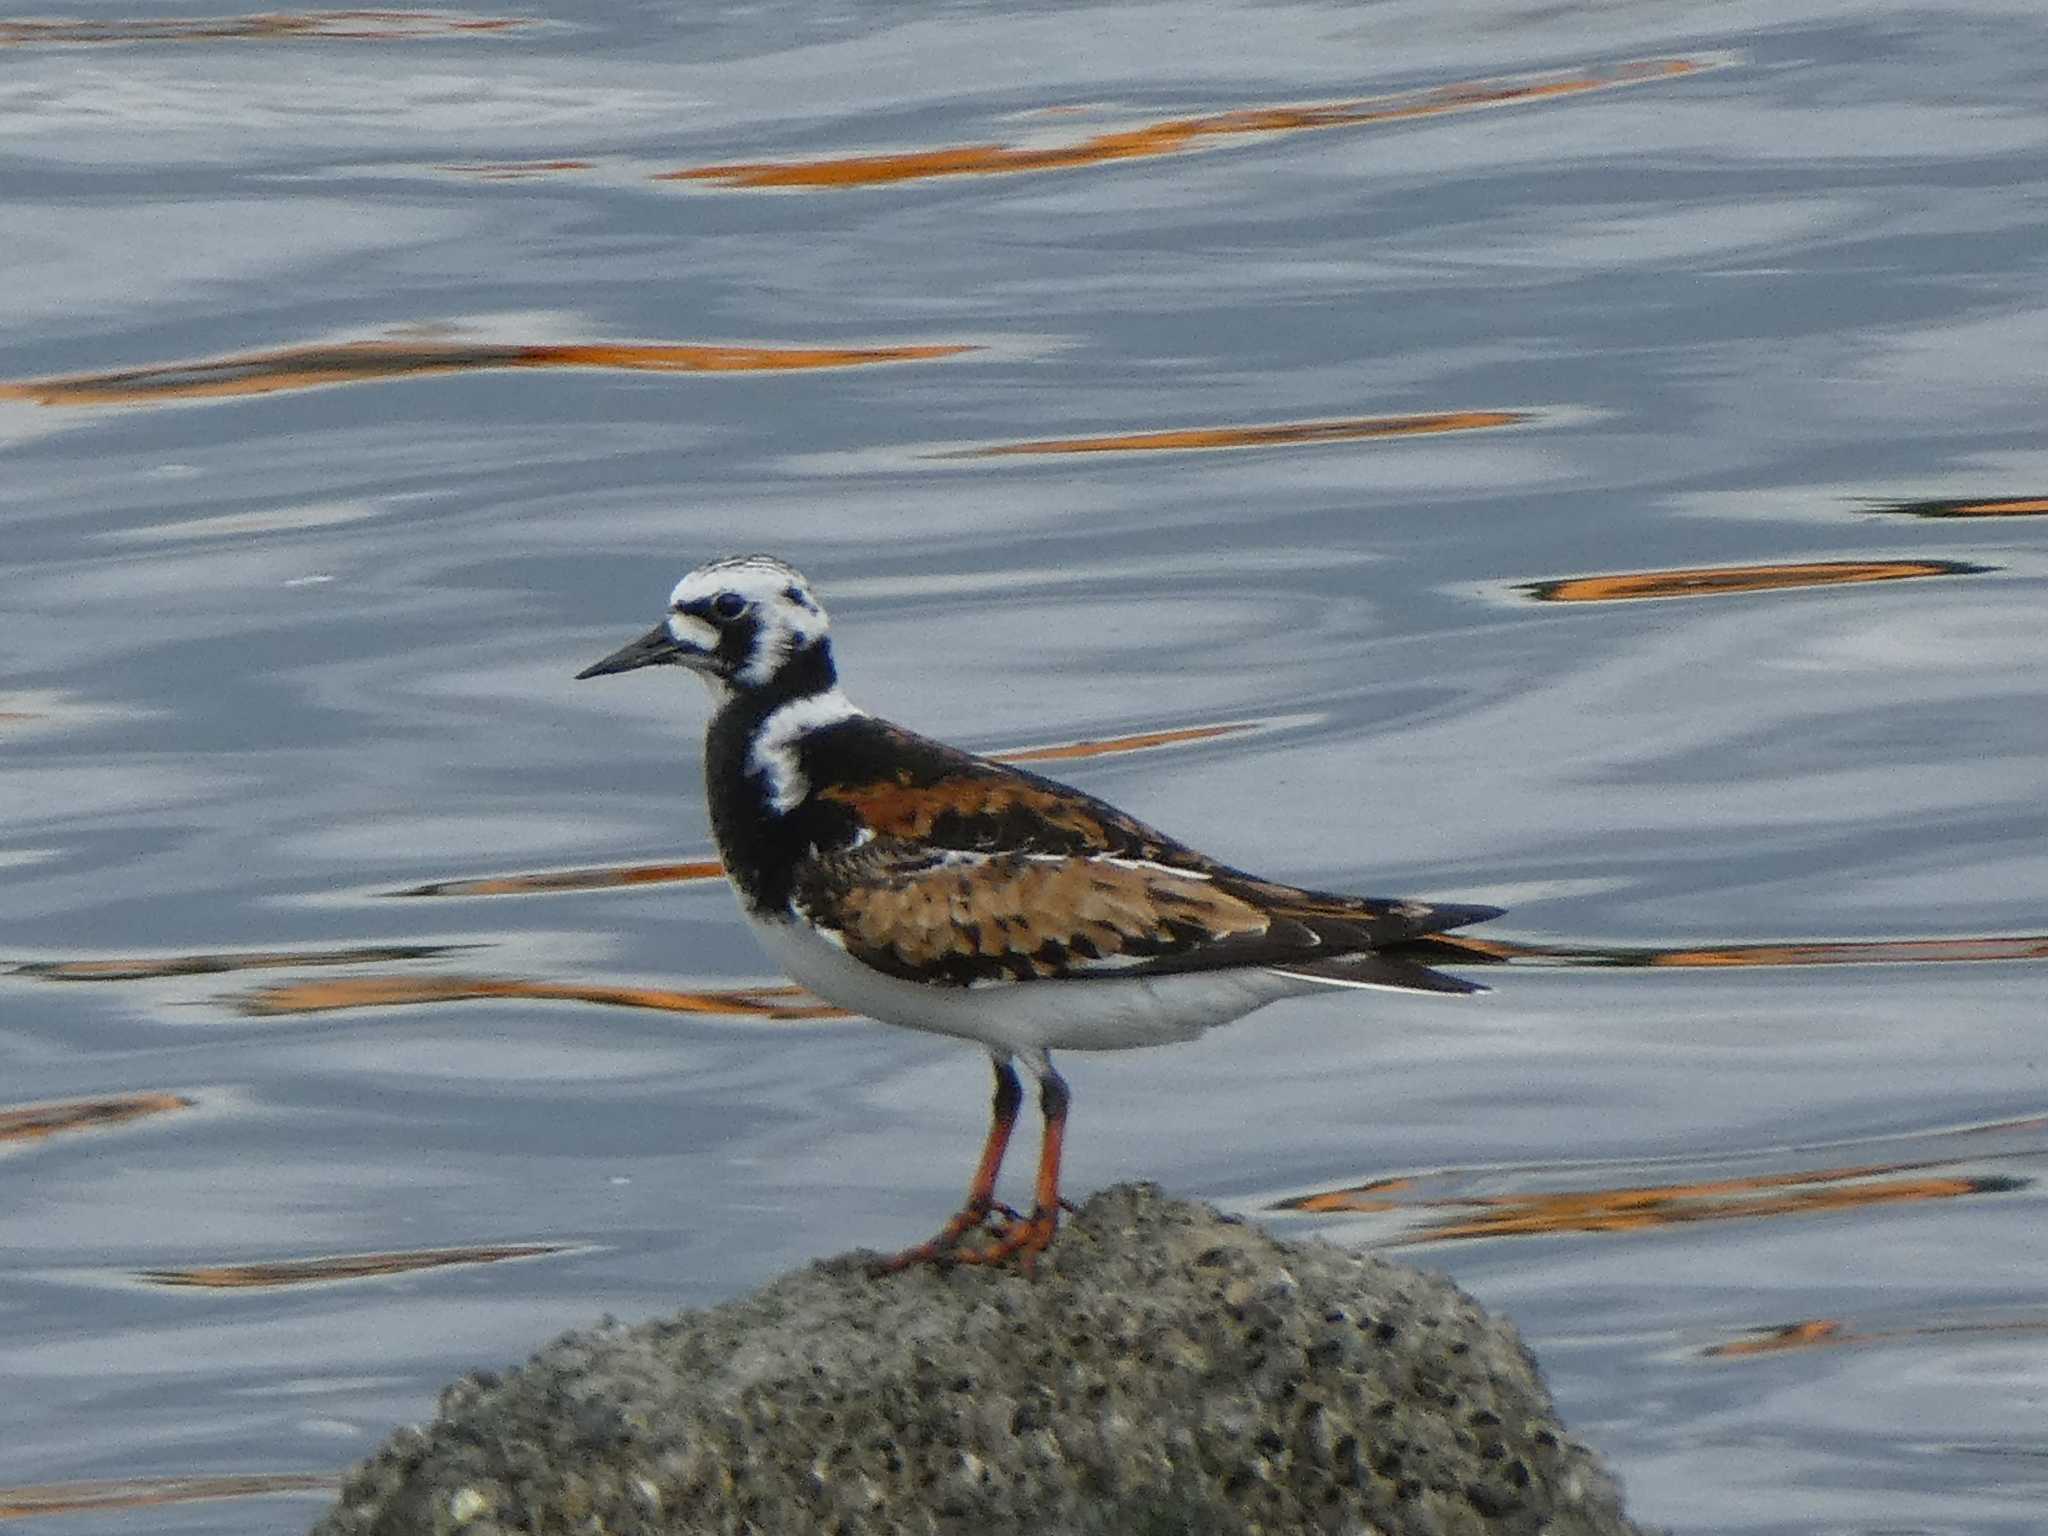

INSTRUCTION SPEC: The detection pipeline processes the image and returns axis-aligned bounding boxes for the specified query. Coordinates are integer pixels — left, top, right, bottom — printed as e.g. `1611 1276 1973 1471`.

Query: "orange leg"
874 1058 1023 1272
946 1062 1067 1272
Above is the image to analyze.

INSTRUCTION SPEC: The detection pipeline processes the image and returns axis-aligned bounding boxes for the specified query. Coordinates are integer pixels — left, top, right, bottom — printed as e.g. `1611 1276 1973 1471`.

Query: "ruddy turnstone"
577 555 1501 1269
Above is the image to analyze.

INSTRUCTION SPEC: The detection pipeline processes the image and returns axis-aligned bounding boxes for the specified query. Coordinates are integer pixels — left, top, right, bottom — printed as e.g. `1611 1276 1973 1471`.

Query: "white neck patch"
748 688 864 813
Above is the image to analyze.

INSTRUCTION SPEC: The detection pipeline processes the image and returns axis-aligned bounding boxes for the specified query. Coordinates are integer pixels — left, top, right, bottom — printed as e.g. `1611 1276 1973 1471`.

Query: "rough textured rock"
311 1185 1645 1536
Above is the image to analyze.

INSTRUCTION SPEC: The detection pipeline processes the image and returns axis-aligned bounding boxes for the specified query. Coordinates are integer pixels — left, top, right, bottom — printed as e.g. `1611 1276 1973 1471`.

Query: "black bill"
575 622 690 680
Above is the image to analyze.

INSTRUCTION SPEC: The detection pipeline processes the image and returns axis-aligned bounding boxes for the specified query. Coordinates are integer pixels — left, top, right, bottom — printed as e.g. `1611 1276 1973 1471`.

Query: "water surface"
4 3 2047 1530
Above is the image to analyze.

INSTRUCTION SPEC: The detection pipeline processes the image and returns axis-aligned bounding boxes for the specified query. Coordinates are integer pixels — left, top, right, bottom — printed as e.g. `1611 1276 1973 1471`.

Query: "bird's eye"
712 591 747 621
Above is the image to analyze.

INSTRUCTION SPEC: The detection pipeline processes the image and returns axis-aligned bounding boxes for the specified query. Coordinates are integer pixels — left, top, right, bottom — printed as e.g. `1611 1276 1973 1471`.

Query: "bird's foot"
870 1201 1059 1275
932 1203 1060 1275
869 1196 1012 1274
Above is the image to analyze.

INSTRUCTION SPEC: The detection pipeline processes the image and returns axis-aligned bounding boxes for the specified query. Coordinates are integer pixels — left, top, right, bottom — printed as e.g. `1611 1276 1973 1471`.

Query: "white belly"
745 912 1313 1053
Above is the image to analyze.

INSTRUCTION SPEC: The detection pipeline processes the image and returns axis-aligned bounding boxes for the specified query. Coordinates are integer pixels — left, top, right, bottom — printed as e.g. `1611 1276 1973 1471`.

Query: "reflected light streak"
236 976 848 1019
439 158 596 179
1707 1319 1850 1357
1419 931 2048 971
1706 1313 2048 1359
390 860 724 898
1869 495 2048 518
0 1092 192 1147
937 410 1529 459
0 1475 334 1519
1280 1162 2025 1243
662 57 1723 189
994 719 1267 763
0 339 974 408
13 943 466 981
139 1242 574 1289
0 11 528 44
1522 559 1989 602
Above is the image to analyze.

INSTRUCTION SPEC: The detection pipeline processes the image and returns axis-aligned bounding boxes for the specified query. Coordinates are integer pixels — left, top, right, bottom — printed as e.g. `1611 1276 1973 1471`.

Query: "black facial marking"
715 612 761 671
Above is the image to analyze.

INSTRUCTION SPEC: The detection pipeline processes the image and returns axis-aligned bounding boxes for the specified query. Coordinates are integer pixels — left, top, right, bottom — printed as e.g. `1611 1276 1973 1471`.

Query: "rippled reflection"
1706 1312 2048 1359
0 11 528 45
995 718 1281 763
0 1475 333 1519
13 943 465 981
1276 1115 2042 1246
0 338 974 408
1400 1167 2012 1242
139 1242 576 1289
937 409 1531 460
0 688 139 737
389 860 724 898
0 1092 192 1147
1522 559 1990 603
1418 931 2048 971
1870 495 2048 518
438 158 596 180
661 56 1726 189
1707 1319 1852 1357
235 976 848 1019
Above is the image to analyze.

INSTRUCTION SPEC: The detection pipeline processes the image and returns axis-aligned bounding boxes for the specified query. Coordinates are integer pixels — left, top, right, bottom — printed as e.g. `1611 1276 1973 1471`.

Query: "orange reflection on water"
439 158 596 179
1279 1176 1437 1217
1706 1313 2048 1359
1872 495 2048 518
663 57 1719 189
995 720 1268 764
1280 1162 2022 1242
140 1242 573 1289
237 975 847 1019
1708 1319 1849 1357
13 943 462 982
1418 931 2048 972
939 410 1529 459
1523 559 1988 603
390 858 725 898
1 338 974 408
0 11 527 45
0 1092 192 1147
1647 935 2048 968
0 1475 333 1519
1413 1171 2007 1241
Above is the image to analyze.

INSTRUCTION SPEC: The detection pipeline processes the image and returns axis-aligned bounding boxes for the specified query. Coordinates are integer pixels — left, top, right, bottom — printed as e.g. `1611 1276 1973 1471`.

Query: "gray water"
4 3 2047 1530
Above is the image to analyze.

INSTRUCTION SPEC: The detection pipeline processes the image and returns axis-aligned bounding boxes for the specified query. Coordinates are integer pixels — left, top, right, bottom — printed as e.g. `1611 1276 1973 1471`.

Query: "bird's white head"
576 554 835 704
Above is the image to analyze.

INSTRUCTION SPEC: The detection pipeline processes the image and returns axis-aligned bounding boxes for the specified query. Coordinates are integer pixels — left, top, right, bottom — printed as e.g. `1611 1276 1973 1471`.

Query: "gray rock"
311 1184 1646 1536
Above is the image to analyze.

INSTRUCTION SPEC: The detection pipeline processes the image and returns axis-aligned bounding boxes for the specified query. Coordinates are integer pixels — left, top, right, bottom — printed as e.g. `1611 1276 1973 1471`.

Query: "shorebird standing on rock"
577 555 1500 1270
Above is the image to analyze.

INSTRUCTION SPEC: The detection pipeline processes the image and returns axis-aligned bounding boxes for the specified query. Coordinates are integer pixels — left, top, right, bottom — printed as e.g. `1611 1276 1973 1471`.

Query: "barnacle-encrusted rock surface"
311 1184 1645 1536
